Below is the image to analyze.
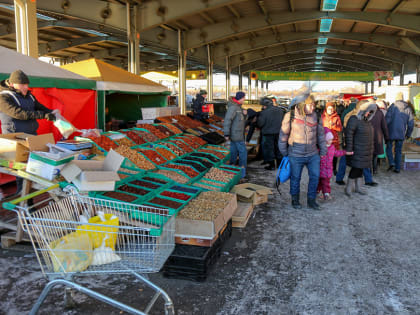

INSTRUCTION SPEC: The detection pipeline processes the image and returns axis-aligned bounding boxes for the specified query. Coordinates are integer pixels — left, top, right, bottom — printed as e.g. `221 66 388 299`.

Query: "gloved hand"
45 113 56 121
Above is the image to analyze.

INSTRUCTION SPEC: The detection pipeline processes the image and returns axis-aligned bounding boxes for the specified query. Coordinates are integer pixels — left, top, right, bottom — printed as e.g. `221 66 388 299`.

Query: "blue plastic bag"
275 157 291 194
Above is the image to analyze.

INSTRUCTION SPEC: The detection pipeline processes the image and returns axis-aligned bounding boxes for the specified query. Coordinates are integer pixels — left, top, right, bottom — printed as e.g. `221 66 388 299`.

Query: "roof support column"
371 81 374 94
178 30 187 114
127 4 140 75
256 79 259 100
400 64 405 86
365 82 368 94
261 80 264 97
207 45 213 101
378 80 382 87
388 79 392 86
14 0 38 57
226 56 231 99
248 75 251 100
238 65 243 91
266 81 269 94
416 56 420 84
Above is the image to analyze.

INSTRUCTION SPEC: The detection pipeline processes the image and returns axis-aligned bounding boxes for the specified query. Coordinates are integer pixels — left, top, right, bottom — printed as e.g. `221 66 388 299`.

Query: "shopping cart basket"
3 184 175 315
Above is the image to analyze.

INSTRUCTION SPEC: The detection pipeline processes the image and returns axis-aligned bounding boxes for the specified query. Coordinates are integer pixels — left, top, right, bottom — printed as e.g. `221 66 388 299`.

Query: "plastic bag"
77 211 119 249
50 232 93 273
80 129 101 138
91 235 121 266
54 114 78 139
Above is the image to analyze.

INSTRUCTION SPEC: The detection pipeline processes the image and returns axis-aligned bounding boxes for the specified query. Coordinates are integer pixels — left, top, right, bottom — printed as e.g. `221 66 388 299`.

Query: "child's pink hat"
324 127 334 141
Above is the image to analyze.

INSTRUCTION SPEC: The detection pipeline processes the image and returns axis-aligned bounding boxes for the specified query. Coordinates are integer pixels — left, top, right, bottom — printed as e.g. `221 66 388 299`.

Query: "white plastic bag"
91 235 121 266
53 113 78 139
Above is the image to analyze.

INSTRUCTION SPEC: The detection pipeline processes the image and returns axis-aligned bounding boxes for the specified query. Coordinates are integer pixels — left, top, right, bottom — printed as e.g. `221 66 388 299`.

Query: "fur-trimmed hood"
356 102 377 121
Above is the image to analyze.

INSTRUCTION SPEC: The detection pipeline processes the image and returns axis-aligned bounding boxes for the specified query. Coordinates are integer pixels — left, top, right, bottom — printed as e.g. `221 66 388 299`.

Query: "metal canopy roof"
0 0 419 75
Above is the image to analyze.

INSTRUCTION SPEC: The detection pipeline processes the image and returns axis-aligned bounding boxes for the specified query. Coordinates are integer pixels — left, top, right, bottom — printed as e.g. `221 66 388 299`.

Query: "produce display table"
0 158 63 248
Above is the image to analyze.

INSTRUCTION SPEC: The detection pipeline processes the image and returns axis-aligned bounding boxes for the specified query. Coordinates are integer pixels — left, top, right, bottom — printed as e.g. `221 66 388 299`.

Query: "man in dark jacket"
279 95 327 210
370 104 389 175
224 91 247 178
192 89 207 120
385 92 414 173
0 70 56 196
257 97 285 170
0 70 56 135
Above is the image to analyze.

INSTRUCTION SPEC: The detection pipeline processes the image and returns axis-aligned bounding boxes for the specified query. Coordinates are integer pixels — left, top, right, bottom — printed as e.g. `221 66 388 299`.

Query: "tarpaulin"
31 88 97 141
342 94 371 101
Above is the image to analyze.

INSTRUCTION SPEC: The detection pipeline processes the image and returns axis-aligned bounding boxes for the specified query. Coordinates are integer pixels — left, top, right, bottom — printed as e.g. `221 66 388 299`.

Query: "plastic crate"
403 162 420 170
162 220 232 281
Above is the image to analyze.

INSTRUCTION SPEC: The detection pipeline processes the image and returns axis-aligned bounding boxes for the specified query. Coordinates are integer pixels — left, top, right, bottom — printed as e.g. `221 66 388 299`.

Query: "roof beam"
184 10 420 49
362 0 371 12
230 44 405 68
265 60 372 72
212 32 420 60
243 54 391 72
227 4 241 18
38 36 126 55
199 12 216 24
391 0 408 14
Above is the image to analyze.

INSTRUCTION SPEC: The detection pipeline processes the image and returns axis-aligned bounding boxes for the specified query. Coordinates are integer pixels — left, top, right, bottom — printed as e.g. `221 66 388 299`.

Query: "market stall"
61 59 171 130
0 46 97 140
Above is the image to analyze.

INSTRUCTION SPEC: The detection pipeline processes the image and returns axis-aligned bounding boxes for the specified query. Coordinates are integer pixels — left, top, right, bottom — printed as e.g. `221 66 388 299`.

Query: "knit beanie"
9 70 30 84
324 127 334 142
199 89 207 95
235 91 246 100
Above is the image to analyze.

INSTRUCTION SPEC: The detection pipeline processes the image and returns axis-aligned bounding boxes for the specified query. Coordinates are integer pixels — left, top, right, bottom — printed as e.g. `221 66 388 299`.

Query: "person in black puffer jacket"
344 101 377 197
257 97 285 170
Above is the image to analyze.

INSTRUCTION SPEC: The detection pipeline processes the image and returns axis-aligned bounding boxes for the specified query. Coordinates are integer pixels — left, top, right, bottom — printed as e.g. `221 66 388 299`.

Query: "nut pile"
115 145 155 170
137 149 167 165
156 147 177 160
171 140 194 153
103 191 138 202
203 167 234 183
135 130 159 142
121 131 146 145
155 169 189 183
114 137 135 147
164 164 199 178
161 123 182 134
178 192 234 221
118 184 149 196
87 135 118 151
137 124 167 139
193 183 220 191
154 125 175 137
161 142 186 156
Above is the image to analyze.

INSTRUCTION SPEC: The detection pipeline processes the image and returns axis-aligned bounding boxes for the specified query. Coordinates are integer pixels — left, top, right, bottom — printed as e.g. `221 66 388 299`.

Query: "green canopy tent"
61 59 171 130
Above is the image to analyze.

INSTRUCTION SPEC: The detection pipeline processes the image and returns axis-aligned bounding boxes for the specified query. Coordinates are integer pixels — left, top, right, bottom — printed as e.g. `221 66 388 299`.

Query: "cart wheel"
64 287 76 309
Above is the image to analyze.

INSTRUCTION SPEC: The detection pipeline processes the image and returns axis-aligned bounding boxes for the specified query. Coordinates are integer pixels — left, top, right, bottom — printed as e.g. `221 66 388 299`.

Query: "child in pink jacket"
318 127 353 200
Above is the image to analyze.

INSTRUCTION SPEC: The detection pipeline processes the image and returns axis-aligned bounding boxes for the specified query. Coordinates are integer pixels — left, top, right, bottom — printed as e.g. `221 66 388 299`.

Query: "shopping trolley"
3 184 176 315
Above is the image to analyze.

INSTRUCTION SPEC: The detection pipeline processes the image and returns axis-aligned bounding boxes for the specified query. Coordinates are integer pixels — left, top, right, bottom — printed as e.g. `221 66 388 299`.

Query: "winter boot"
345 179 354 197
307 198 321 210
291 195 302 209
264 161 275 170
355 178 367 195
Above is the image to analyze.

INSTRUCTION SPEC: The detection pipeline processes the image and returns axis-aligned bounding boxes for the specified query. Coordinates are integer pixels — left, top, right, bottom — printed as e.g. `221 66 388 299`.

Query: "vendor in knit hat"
0 69 56 135
0 70 58 196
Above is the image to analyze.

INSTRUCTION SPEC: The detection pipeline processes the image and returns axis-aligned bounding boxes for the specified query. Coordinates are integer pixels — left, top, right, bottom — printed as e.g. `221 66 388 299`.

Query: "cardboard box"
231 183 272 205
232 202 254 228
175 193 237 238
60 150 124 191
0 133 55 162
26 152 75 181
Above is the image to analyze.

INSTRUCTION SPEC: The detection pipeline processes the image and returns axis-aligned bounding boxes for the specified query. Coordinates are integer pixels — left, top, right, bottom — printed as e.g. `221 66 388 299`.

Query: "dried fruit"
118 184 149 196
115 145 155 170
130 180 160 189
148 197 183 209
114 137 135 147
164 164 199 178
154 169 189 183
156 147 177 160
136 149 167 165
160 191 190 201
87 135 117 151
103 191 138 202
120 131 146 145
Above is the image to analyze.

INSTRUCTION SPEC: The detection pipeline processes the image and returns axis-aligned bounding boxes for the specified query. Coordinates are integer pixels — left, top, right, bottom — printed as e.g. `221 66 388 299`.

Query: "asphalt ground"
1 161 419 315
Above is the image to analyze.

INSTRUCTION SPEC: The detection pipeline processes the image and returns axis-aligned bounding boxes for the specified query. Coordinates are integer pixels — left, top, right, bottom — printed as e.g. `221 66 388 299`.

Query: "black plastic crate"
200 132 225 145
162 220 232 280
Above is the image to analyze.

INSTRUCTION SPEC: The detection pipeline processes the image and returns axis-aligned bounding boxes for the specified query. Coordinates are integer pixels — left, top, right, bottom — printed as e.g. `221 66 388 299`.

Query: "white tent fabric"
97 81 169 93
0 46 89 80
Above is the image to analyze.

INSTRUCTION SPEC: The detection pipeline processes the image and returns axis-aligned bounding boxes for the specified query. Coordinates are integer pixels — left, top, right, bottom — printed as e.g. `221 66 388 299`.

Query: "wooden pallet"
232 202 254 228
1 231 31 248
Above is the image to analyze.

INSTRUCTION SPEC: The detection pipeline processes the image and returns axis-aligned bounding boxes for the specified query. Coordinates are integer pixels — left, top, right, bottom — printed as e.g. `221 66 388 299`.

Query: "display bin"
132 128 161 144
143 195 187 213
119 158 147 174
153 143 183 160
158 164 201 182
181 155 215 168
166 184 202 198
157 188 197 204
196 177 229 192
192 180 224 192
101 131 136 147
204 144 229 153
168 159 209 174
189 152 222 164
131 145 168 166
